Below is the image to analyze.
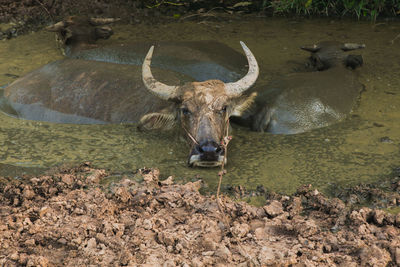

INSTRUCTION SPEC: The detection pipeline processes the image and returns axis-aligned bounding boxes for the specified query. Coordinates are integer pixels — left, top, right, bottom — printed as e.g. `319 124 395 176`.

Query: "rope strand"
215 117 258 266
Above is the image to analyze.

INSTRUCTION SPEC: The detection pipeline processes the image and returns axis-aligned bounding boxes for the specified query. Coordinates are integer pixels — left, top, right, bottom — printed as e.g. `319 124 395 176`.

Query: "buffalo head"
46 16 119 54
139 42 259 167
301 41 365 70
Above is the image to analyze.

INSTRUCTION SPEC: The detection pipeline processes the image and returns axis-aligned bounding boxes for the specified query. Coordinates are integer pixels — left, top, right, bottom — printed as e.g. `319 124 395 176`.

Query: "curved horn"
45 21 66 32
224 41 259 97
142 46 179 100
89 18 120 26
300 44 321 52
341 43 366 51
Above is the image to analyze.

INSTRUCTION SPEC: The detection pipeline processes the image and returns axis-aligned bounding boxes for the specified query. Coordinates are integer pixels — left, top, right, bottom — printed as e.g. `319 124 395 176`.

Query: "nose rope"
182 115 231 148
215 117 256 265
216 114 231 195
182 124 199 146
221 114 232 147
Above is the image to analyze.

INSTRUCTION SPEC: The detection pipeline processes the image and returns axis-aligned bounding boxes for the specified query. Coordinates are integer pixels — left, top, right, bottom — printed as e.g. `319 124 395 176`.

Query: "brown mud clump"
1 163 400 266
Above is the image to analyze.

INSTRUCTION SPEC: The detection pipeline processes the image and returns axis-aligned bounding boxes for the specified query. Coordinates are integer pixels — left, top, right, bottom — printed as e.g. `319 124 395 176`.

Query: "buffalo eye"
217 106 227 115
181 107 191 116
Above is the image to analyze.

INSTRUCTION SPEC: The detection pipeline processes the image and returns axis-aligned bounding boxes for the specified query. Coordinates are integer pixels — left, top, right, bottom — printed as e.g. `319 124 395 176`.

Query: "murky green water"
0 17 399 194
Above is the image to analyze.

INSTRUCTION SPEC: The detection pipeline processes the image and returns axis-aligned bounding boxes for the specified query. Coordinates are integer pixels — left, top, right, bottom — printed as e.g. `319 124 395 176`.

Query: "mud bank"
1 163 400 266
0 0 256 37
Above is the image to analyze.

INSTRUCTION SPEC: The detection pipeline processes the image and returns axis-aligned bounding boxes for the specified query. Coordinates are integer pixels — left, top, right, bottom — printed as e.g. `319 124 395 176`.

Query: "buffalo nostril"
199 143 223 155
189 141 224 164
201 145 216 153
197 146 204 153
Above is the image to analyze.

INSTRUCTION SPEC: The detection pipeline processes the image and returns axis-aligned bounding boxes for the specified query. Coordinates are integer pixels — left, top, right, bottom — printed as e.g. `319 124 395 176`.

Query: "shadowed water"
0 17 399 194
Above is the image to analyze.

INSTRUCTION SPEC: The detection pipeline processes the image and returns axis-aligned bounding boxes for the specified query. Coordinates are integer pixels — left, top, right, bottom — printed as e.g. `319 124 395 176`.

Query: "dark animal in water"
233 41 365 134
2 17 259 167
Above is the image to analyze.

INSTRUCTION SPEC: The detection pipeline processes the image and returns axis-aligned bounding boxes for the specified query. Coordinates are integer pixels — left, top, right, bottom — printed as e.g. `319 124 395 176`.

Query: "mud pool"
0 17 399 194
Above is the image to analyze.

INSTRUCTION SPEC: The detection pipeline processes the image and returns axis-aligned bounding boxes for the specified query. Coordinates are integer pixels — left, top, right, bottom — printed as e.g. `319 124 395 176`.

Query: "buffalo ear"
138 110 177 131
230 92 257 117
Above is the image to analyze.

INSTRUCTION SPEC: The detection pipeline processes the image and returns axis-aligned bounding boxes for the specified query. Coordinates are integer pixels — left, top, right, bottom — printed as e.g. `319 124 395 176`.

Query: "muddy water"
0 17 399 194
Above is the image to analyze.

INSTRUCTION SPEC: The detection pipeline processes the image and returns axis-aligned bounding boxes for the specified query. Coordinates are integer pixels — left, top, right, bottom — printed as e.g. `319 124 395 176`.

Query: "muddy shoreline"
2 0 399 40
0 0 258 39
1 163 400 266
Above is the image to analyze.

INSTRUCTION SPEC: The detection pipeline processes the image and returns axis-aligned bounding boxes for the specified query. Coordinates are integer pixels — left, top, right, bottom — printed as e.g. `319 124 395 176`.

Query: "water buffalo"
233 41 365 134
2 26 258 167
46 16 247 82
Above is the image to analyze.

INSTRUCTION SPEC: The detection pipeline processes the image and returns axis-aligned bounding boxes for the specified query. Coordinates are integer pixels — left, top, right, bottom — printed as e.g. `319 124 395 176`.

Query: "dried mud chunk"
160 176 174 186
48 187 58 195
157 230 177 247
254 226 268 240
263 200 283 217
230 222 250 238
214 244 232 261
357 223 373 236
395 247 400 266
26 255 49 267
39 206 50 218
373 209 385 226
396 213 400 227
249 219 265 231
22 186 35 200
323 234 338 253
113 186 132 203
156 191 182 205
257 246 283 265
293 218 319 237
24 238 36 246
162 259 176 267
131 189 152 205
83 237 98 254
182 180 202 192
201 237 217 251
9 252 19 261
61 174 75 185
119 250 133 266
287 196 303 216
86 169 106 184
349 208 373 225
328 197 346 214
191 257 204 267
333 255 359 267
18 254 29 265
358 245 392 266
142 219 152 230
141 168 160 184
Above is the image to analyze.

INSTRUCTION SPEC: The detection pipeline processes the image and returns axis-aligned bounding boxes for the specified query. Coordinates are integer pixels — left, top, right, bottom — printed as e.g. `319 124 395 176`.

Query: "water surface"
0 17 399 194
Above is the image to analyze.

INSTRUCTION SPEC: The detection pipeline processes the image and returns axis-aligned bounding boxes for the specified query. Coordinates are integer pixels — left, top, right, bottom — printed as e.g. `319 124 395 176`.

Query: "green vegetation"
145 0 400 21
265 0 400 20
